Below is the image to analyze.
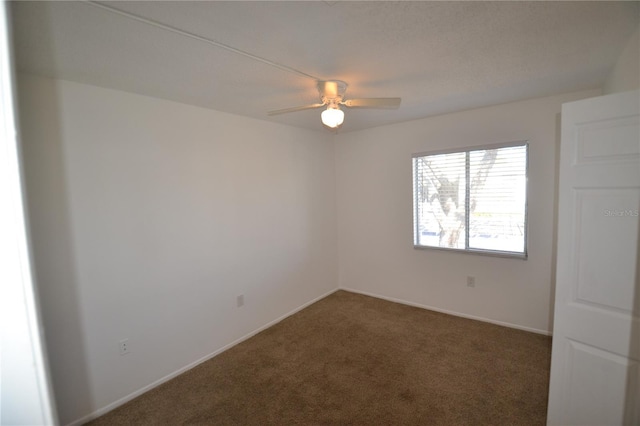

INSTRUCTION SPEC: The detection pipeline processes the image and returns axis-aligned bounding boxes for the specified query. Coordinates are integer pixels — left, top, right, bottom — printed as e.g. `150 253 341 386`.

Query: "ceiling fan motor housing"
318 80 348 103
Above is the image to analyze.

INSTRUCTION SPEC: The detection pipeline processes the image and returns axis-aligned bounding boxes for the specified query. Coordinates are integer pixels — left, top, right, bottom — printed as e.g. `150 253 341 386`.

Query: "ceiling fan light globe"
321 108 344 128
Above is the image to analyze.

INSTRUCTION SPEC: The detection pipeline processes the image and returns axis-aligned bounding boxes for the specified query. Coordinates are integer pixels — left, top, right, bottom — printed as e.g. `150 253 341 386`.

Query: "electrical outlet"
466 276 476 288
236 294 244 307
119 338 130 356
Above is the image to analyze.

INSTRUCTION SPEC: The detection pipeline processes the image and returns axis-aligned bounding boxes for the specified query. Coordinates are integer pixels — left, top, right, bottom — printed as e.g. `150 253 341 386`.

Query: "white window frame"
412 141 529 259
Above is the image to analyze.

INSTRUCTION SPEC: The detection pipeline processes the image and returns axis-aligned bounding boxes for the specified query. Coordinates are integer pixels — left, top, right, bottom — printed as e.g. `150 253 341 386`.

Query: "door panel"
576 116 639 163
547 90 640 425
575 190 638 311
564 340 636 425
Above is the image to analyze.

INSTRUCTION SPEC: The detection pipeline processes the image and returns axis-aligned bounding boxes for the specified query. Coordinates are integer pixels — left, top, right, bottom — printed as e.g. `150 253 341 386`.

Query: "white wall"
604 24 640 94
18 74 337 425
335 89 599 334
17 71 605 424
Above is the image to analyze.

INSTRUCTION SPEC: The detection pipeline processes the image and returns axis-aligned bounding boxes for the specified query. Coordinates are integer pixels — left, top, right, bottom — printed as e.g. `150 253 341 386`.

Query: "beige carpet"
88 290 551 425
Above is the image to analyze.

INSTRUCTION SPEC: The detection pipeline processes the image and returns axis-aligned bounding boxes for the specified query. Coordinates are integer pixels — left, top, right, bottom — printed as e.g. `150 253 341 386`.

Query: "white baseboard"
339 287 552 336
67 287 339 426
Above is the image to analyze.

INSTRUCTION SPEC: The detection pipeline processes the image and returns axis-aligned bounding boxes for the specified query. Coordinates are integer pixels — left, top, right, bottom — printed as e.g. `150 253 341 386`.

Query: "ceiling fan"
268 80 401 129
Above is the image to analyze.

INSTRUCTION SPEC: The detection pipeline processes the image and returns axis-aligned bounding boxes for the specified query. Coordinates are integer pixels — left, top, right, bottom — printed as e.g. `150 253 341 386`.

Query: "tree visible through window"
412 142 528 257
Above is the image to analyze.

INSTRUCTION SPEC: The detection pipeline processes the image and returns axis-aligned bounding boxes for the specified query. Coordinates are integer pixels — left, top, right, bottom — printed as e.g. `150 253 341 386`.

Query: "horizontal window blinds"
413 143 527 257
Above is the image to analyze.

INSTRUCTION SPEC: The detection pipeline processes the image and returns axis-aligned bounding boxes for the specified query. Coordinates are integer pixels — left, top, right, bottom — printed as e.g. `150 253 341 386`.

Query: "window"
412 142 528 258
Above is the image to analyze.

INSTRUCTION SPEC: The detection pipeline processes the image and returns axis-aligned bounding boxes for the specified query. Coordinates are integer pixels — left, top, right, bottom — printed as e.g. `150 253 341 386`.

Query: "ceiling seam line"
85 1 321 82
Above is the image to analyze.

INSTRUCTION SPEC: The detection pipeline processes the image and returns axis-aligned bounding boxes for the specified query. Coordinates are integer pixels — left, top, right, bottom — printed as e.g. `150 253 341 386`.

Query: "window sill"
413 244 528 260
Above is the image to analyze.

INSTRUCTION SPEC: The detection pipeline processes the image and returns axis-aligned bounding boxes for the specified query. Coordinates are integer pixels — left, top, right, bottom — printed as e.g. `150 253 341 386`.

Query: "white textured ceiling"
11 1 639 133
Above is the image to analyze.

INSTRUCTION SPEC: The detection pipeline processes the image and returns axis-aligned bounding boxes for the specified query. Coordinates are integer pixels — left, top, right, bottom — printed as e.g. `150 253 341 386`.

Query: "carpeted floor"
88 290 552 425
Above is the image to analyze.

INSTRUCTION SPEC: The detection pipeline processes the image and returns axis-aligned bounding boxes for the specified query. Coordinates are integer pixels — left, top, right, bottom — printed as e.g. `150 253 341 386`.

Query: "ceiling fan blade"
341 98 401 108
267 103 326 116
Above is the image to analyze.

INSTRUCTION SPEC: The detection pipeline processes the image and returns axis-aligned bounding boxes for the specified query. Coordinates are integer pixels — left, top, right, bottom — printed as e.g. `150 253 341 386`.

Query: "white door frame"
0 0 58 424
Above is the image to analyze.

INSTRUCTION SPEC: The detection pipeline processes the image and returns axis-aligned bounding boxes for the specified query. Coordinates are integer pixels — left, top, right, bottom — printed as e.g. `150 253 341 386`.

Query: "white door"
547 90 640 425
